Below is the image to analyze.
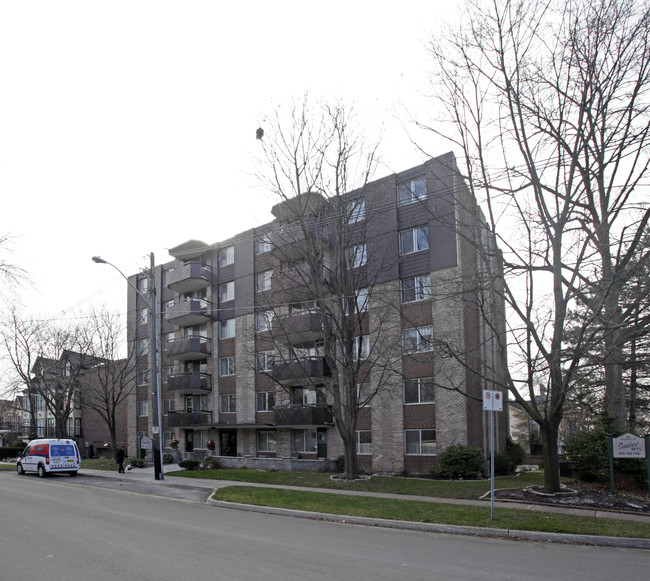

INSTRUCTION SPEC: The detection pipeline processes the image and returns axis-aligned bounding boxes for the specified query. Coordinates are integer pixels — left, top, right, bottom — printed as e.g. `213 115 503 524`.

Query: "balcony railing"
166 410 212 428
271 265 329 303
166 372 212 394
273 405 333 426
167 297 212 327
271 311 323 345
166 335 211 361
272 356 331 384
167 262 212 293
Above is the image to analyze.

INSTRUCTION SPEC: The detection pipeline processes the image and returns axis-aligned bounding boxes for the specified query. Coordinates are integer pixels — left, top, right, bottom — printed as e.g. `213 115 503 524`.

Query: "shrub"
493 452 513 476
162 453 174 465
505 437 527 466
336 455 345 472
178 459 201 471
436 444 485 479
129 458 147 468
203 456 219 469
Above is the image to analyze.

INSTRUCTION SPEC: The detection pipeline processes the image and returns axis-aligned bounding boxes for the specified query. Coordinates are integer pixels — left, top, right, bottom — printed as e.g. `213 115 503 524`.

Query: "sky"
0 1 454 331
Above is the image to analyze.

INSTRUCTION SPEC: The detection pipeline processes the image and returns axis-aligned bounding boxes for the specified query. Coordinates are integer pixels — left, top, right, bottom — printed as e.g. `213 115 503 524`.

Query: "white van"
16 439 81 478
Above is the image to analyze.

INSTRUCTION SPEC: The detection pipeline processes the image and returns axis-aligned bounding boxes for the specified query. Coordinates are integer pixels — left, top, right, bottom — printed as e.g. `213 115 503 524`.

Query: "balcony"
167 410 212 428
270 221 329 261
166 335 211 361
271 265 329 303
271 311 323 344
272 357 331 385
166 372 212 394
167 297 212 327
167 262 212 293
274 405 333 427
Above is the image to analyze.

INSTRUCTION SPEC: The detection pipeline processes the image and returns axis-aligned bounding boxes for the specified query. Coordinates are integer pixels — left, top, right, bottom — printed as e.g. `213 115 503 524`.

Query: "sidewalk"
80 465 650 550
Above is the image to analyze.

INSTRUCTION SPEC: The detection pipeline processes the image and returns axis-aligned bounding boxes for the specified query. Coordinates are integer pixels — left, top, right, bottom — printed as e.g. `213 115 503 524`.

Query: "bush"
162 453 174 465
203 456 219 469
436 444 485 479
336 455 345 472
178 459 201 471
505 437 527 466
129 458 147 468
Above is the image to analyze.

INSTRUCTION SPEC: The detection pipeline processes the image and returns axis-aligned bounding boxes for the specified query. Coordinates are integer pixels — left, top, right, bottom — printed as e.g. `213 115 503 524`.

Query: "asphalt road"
2 472 649 581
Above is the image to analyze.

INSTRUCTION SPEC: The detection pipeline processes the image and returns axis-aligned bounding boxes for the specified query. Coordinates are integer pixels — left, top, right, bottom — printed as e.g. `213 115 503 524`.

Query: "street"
1 472 649 581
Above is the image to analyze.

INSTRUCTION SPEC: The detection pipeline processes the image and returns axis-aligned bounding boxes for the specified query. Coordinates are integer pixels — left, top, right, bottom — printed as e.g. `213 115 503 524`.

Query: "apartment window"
402 326 433 353
74 417 82 437
138 308 148 326
293 428 317 453
219 281 235 303
163 431 173 448
137 400 149 417
357 383 371 408
219 394 236 414
293 386 325 406
258 430 277 452
255 310 275 332
136 276 149 294
256 350 274 372
256 391 275 412
218 246 234 267
404 378 435 404
163 399 175 415
401 274 432 303
194 430 209 449
162 300 174 319
219 356 236 377
162 331 175 350
346 244 367 268
74 390 82 409
162 267 174 287
398 176 426 206
347 198 365 223
136 338 149 356
353 335 370 360
137 370 148 386
256 235 271 254
400 225 429 255
405 429 436 455
256 270 273 292
185 394 208 412
219 319 235 339
343 288 369 315
356 431 372 455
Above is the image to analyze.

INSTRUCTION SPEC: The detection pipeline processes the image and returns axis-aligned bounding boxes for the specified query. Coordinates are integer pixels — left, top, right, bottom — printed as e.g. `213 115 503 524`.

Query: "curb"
206 498 650 550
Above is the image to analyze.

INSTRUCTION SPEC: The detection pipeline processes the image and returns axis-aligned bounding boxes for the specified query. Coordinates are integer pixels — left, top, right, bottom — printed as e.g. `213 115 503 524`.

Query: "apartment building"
127 152 508 475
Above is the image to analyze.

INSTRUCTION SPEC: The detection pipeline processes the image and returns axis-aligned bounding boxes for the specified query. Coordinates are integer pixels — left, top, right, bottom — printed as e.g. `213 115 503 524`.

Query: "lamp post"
92 254 164 480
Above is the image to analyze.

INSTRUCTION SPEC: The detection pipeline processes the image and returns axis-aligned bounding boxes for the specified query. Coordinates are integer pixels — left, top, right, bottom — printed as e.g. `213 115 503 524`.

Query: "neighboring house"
127 152 509 475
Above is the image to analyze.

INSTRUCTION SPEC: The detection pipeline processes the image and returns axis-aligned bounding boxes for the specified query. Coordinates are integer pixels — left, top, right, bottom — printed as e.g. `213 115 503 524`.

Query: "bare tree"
0 234 29 298
255 97 404 479
77 307 135 461
424 0 650 491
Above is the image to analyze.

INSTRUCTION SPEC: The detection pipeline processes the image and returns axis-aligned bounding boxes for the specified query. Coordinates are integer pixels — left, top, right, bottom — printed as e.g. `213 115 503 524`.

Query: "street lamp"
92 254 164 480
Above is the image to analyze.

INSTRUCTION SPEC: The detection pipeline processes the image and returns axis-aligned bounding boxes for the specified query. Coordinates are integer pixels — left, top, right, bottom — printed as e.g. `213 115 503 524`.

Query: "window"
401 274 431 303
218 246 234 267
162 300 174 319
136 338 149 356
398 177 426 206
219 394 236 413
162 267 174 287
399 226 429 255
357 383 371 408
136 276 149 294
256 350 274 372
162 331 175 350
219 281 235 303
404 378 435 404
353 335 370 360
185 394 208 412
256 391 275 412
255 310 275 332
258 430 277 452
137 400 149 417
405 429 436 455
163 431 173 448
347 198 365 223
193 430 209 449
74 417 82 437
357 431 372 455
219 319 235 339
402 326 433 353
163 399 175 415
256 235 271 254
219 356 236 376
293 428 317 453
346 244 367 268
137 370 148 386
343 288 369 315
292 386 325 406
138 308 148 326
256 270 273 292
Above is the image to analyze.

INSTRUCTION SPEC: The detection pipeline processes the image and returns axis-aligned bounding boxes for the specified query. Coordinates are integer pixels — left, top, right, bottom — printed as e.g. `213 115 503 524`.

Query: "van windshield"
51 445 76 457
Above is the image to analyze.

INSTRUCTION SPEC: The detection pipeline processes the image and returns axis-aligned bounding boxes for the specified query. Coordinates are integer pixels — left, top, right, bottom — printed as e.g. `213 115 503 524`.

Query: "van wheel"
37 464 47 478
69 471 78 477
16 464 25 475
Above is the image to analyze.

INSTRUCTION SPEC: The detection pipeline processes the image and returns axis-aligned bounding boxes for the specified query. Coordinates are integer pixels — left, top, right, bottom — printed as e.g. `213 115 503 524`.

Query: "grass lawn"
80 458 120 471
212 486 650 539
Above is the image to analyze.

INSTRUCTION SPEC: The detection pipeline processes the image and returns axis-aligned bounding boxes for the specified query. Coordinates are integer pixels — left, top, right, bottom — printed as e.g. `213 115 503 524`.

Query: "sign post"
483 390 503 520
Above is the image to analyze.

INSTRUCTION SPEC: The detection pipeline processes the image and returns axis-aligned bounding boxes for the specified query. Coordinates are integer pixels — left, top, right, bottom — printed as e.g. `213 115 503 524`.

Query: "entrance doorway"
317 428 327 458
220 431 237 457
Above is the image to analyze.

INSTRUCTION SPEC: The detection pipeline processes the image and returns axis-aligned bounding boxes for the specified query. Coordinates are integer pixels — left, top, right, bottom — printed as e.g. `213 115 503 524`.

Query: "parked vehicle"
16 439 81 478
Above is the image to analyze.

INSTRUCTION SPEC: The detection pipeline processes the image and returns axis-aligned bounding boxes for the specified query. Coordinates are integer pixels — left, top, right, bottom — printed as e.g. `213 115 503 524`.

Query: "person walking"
116 446 126 473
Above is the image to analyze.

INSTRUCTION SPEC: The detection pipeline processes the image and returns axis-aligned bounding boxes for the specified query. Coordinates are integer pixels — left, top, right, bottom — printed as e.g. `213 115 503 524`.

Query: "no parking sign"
483 389 503 412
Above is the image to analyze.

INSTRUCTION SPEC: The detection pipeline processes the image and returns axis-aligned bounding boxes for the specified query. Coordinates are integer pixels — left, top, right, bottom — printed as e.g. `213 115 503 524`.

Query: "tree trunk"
342 434 358 480
540 424 561 493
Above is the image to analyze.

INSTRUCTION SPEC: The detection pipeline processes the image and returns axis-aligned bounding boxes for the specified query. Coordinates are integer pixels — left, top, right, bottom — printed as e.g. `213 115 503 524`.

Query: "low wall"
210 455 338 473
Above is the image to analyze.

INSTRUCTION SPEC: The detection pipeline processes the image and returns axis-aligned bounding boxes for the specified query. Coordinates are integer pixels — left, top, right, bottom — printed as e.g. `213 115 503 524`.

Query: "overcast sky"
0 1 454 328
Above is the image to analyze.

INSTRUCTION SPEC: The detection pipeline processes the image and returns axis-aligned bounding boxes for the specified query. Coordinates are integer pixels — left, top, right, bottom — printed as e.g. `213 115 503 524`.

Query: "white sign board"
612 433 646 459
141 437 153 450
483 390 503 412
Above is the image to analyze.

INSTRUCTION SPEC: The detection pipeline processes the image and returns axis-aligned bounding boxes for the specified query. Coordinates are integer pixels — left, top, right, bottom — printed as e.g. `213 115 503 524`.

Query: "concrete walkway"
77 464 650 550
